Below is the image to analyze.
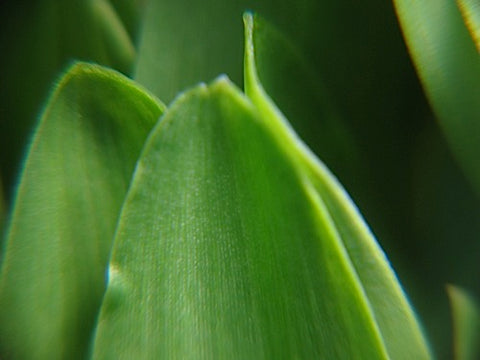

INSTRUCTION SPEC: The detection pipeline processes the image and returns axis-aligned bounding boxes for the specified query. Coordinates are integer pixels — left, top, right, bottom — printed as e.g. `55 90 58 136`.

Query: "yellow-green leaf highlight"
0 63 163 360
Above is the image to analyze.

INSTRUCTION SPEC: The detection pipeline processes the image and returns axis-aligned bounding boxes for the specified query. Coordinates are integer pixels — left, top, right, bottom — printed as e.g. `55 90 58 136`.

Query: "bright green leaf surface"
244 13 432 359
92 78 391 359
394 0 480 196
0 63 163 360
447 286 480 360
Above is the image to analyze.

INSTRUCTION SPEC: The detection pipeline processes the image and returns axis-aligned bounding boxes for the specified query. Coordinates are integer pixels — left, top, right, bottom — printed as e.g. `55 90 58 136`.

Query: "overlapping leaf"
394 0 480 196
0 63 163 359
92 16 430 359
93 77 392 359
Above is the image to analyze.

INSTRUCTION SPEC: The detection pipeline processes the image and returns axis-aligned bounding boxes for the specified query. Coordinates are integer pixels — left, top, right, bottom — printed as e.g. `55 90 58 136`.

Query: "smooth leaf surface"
0 0 136 205
0 63 163 360
394 0 480 196
447 286 480 360
244 13 432 359
92 78 391 359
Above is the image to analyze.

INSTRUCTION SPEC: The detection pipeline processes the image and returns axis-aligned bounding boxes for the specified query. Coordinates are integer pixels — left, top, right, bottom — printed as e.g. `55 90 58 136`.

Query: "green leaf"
92 78 392 359
447 285 480 360
393 0 480 196
0 63 164 360
0 0 136 204
244 13 432 359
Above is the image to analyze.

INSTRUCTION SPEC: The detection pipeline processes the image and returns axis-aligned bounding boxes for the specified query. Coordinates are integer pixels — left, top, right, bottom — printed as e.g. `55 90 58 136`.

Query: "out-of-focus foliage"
0 0 141 205
394 0 480 197
0 180 5 237
447 286 480 360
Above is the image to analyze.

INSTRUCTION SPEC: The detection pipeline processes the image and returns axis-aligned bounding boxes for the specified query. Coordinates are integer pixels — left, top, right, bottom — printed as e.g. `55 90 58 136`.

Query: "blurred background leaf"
0 0 140 209
447 285 480 360
109 0 149 42
0 63 163 359
393 0 480 197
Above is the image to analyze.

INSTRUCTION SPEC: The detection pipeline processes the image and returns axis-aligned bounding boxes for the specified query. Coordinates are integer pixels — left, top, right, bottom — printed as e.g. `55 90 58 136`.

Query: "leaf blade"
0 62 163 360
92 79 391 359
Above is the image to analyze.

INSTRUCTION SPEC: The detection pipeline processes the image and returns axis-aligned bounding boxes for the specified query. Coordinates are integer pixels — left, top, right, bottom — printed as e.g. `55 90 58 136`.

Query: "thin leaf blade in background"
109 0 148 43
393 0 480 196
0 63 163 360
243 13 432 359
447 285 480 360
92 79 391 359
